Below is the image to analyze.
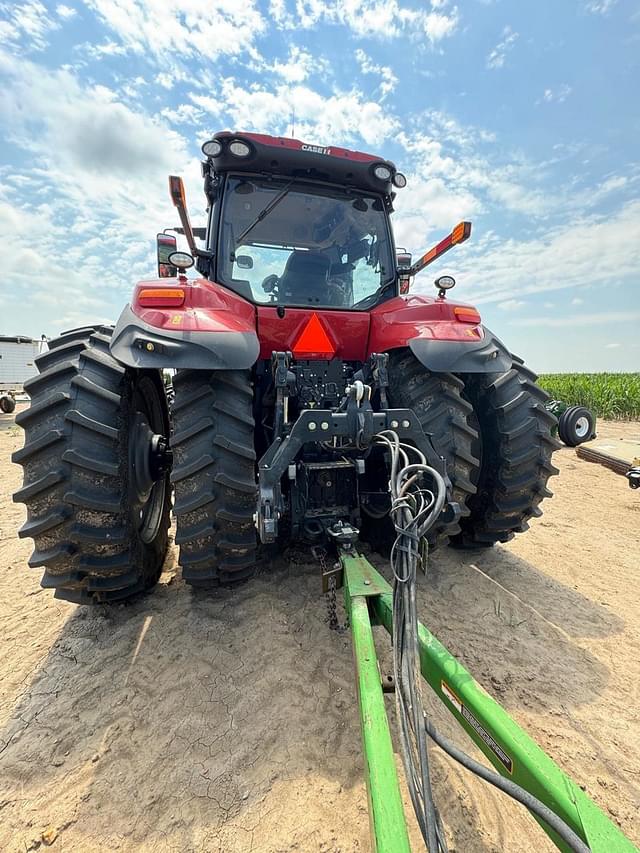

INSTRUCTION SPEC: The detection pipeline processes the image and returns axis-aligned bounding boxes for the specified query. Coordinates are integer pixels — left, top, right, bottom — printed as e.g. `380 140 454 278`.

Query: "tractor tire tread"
387 351 479 548
12 326 170 603
454 361 560 548
172 369 257 588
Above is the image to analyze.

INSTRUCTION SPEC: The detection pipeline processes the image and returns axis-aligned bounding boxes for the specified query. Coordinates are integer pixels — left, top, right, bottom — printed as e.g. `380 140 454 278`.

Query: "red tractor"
13 132 559 603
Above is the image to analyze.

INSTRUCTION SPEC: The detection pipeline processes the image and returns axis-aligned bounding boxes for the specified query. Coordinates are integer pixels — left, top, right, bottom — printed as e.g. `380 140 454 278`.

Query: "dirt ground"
1 409 639 853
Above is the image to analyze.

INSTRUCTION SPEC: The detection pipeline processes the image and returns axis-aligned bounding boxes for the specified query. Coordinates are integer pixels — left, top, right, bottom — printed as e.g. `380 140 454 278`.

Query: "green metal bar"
345 585 412 853
341 552 638 853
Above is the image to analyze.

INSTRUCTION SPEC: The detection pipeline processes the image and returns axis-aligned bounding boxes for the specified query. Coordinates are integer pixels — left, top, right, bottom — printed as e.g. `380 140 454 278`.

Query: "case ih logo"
301 144 331 155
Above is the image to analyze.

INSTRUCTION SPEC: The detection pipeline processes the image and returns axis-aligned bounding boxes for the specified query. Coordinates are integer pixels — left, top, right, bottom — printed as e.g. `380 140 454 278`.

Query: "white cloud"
355 49 398 97
83 0 267 64
161 103 205 125
586 1 616 13
393 177 482 249
0 51 199 325
268 46 318 83
541 84 572 104
571 297 584 305
0 1 60 51
486 26 518 69
605 342 621 348
453 200 640 306
423 8 459 42
270 0 459 43
191 79 399 147
395 113 550 220
56 4 77 18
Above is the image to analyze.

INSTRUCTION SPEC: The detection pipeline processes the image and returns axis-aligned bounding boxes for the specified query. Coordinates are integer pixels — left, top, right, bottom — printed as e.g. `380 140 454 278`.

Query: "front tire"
12 327 171 603
171 369 257 588
454 360 560 548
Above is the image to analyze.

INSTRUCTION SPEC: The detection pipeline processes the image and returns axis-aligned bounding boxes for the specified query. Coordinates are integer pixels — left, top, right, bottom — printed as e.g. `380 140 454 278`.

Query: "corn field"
538 373 640 420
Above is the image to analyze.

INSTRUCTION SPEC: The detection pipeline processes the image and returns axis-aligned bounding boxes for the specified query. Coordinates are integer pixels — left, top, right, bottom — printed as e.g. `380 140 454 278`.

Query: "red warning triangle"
292 313 336 358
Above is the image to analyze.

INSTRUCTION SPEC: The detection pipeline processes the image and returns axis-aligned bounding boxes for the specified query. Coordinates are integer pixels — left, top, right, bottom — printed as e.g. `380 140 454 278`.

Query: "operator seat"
278 251 331 305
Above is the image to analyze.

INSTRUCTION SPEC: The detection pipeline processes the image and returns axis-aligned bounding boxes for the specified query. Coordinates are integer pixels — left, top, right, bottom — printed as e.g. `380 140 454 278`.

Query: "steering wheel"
261 274 279 294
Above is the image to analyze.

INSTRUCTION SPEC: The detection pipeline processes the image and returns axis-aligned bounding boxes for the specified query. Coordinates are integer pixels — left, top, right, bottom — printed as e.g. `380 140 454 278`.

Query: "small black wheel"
1 395 16 414
12 327 171 603
558 405 595 447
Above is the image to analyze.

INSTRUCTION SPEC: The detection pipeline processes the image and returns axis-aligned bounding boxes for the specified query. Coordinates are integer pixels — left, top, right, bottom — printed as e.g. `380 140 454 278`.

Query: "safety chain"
314 546 349 633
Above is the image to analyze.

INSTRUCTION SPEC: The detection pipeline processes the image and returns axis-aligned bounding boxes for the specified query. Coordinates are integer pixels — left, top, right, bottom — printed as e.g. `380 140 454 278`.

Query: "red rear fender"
369 295 513 373
369 295 484 350
110 279 259 370
131 278 256 334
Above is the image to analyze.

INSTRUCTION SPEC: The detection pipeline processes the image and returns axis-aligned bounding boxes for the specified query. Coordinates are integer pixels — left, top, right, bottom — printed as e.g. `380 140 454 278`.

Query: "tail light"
454 306 481 324
139 288 185 307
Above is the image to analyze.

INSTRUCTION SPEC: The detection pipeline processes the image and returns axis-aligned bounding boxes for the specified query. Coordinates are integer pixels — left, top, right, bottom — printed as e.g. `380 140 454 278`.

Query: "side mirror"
235 254 254 270
397 249 412 294
157 233 177 278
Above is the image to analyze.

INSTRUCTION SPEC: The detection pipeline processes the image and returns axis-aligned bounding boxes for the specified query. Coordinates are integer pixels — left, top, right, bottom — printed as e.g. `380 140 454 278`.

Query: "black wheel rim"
128 376 169 545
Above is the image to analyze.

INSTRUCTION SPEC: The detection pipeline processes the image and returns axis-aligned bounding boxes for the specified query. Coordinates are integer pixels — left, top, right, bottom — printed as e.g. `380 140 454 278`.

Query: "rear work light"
139 288 185 307
202 139 222 157
454 306 481 324
373 163 392 181
229 140 252 157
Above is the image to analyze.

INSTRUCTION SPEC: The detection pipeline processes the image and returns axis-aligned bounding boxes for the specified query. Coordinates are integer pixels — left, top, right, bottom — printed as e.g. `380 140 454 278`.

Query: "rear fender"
368 295 512 373
110 278 259 370
408 328 512 373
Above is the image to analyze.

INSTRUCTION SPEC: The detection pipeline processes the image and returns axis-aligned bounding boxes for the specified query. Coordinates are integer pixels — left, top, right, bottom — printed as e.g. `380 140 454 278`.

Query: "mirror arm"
169 175 197 254
408 221 472 278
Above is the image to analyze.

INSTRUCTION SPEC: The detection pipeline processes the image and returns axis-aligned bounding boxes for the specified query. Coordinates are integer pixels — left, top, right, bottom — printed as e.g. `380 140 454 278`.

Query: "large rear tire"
171 369 257 588
386 350 479 547
453 360 560 548
12 327 171 603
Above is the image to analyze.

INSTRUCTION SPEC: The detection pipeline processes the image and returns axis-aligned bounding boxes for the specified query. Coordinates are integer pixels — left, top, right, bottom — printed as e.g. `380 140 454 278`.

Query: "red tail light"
454 306 481 324
139 288 185 307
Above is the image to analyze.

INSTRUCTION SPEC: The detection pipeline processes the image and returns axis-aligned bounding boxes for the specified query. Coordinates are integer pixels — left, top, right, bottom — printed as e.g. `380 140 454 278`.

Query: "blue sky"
0 0 638 372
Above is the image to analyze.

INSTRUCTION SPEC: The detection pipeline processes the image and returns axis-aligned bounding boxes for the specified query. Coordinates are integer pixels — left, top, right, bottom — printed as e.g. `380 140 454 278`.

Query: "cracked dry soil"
1 414 639 852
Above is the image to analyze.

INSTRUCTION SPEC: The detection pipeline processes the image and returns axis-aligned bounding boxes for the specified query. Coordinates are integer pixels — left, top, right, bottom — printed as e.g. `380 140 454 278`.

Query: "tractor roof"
206 131 402 195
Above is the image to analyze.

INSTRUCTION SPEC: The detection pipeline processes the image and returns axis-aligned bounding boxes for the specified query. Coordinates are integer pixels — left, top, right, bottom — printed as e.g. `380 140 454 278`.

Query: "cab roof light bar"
409 221 471 278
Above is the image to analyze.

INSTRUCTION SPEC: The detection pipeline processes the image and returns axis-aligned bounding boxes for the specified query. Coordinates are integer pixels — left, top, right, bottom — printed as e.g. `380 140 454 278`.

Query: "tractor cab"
166 132 406 311
196 132 405 312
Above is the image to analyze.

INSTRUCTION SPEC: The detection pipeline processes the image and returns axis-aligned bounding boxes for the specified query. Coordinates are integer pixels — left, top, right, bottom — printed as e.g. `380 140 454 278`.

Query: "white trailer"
0 336 46 394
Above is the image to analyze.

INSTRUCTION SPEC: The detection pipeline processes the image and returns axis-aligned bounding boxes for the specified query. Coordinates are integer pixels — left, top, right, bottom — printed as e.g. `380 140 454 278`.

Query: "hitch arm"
340 553 639 853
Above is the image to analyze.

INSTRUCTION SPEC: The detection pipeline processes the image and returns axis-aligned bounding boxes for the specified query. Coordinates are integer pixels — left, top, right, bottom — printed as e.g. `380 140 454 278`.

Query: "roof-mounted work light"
228 140 252 157
201 139 222 157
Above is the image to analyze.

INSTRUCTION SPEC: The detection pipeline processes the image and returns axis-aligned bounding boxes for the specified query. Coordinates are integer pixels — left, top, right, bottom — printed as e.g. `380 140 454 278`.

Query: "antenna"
291 107 295 138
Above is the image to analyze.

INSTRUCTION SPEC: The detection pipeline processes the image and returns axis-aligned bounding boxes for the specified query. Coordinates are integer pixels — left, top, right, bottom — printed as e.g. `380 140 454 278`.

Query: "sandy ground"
1 407 639 853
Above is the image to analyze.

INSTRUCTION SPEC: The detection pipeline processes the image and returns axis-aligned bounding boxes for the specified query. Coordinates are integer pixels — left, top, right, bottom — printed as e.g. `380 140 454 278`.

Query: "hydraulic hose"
376 431 449 853
377 430 591 853
424 719 591 853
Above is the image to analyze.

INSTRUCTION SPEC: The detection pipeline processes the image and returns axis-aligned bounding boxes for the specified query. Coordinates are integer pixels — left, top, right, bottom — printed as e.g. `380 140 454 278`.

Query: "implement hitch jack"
338 548 638 853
